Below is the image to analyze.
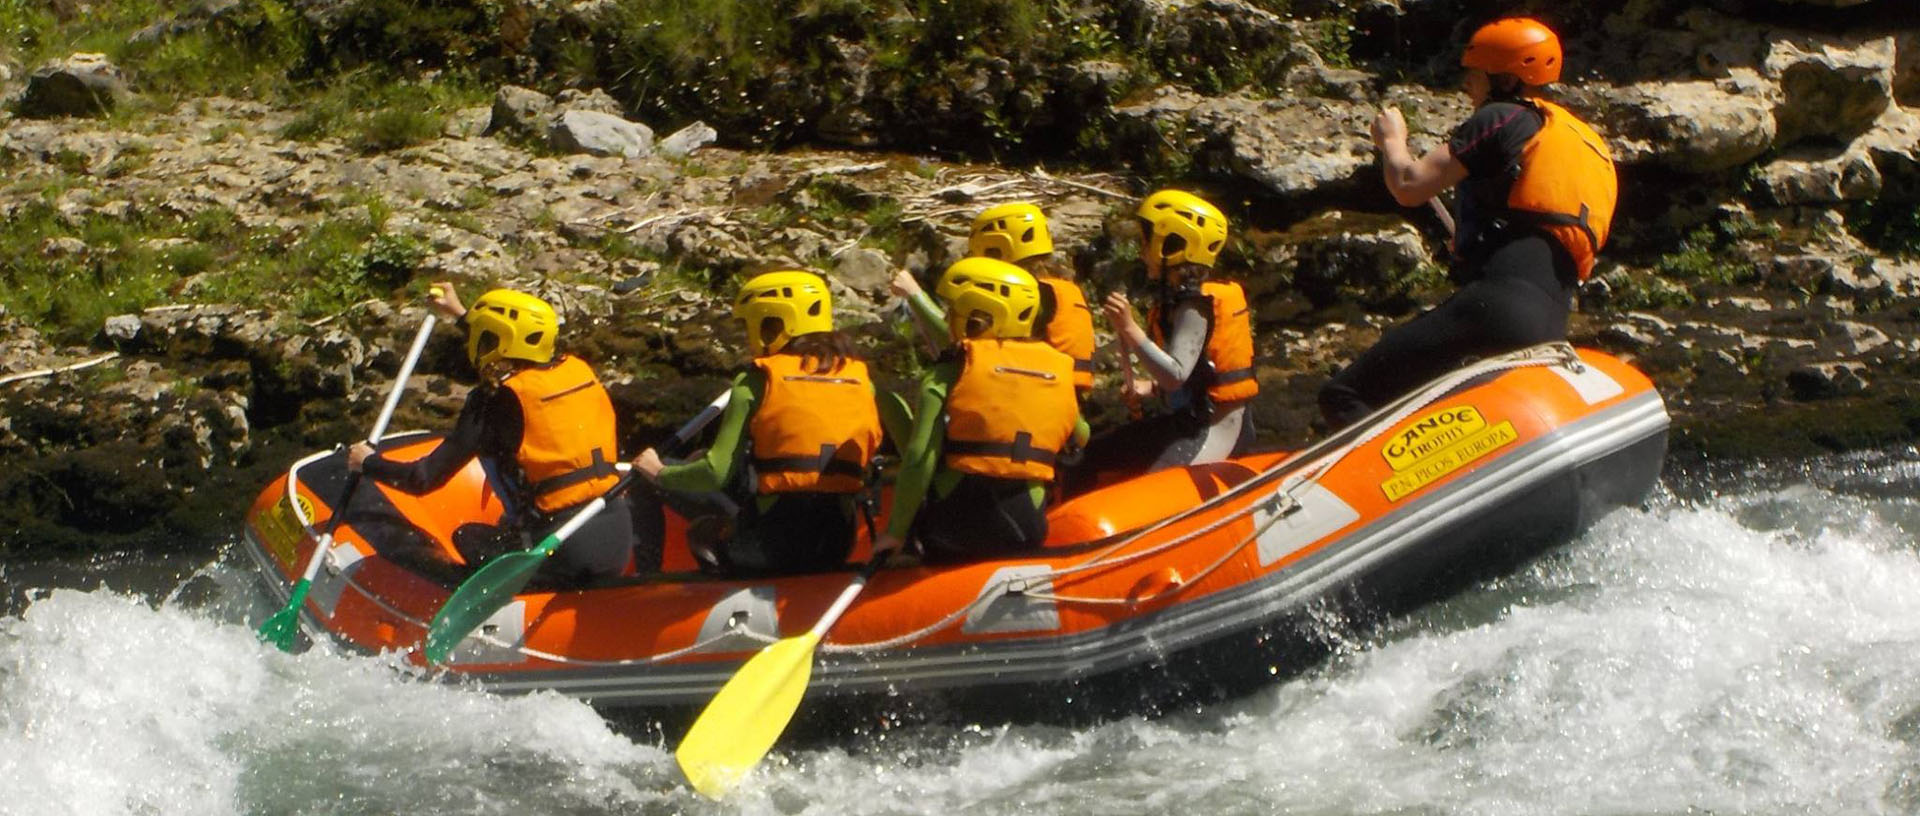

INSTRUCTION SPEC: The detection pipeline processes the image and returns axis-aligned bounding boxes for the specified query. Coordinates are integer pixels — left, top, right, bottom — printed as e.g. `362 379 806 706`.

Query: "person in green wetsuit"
873 258 1090 563
891 202 1099 396
630 270 885 575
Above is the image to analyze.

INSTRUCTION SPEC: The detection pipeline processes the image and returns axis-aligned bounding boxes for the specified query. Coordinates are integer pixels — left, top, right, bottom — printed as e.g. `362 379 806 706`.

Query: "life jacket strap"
1072 359 1096 374
530 448 619 497
1213 367 1256 385
947 431 1058 466
1516 203 1600 251
754 442 868 480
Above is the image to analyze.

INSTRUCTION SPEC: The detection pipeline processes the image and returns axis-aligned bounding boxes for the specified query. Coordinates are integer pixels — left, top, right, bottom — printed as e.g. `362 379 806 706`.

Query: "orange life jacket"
944 339 1080 482
749 354 883 494
1149 280 1259 405
1508 98 1617 280
1038 278 1096 390
501 355 620 514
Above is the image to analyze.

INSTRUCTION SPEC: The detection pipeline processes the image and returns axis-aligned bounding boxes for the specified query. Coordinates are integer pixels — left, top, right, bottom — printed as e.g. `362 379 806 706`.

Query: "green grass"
0 192 430 342
279 73 486 152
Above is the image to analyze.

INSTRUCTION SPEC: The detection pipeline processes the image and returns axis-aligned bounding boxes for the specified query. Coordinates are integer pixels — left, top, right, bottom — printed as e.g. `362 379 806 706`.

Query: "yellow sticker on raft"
257 493 315 566
1379 406 1518 502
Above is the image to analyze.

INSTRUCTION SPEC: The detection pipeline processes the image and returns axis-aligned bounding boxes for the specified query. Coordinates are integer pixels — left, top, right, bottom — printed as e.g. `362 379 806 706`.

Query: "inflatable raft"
243 344 1667 709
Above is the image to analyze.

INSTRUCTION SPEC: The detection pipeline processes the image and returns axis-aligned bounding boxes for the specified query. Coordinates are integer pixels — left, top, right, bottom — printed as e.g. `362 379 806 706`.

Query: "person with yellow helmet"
628 270 885 575
891 202 1098 393
872 258 1089 562
1068 190 1257 494
347 282 633 588
1320 16 1617 429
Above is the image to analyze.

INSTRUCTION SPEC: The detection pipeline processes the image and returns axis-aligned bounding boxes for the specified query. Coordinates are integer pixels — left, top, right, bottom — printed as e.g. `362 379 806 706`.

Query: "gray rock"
102 314 142 342
1597 78 1775 172
485 85 553 139
833 247 894 293
547 109 654 158
18 53 129 118
1768 36 1896 145
1833 320 1889 354
1754 143 1881 205
442 106 492 139
658 121 717 157
39 236 87 258
1787 361 1869 399
555 87 624 116
1599 322 1658 350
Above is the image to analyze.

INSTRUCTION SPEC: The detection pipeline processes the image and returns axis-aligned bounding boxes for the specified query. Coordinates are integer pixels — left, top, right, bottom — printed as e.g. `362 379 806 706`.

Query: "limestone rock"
18 53 129 118
658 121 717 157
1787 361 1869 399
1597 79 1776 172
832 247 894 294
1261 211 1435 309
555 87 624 116
1754 143 1881 205
1767 36 1896 145
547 109 654 158
485 85 553 140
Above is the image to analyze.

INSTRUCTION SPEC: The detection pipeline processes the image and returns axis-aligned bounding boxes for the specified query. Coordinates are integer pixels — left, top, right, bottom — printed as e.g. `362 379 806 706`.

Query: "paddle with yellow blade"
676 555 887 798
420 388 734 664
258 309 438 651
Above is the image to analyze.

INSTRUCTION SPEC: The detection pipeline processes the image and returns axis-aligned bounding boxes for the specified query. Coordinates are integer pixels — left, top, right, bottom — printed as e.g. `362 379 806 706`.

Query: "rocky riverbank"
1 0 1917 551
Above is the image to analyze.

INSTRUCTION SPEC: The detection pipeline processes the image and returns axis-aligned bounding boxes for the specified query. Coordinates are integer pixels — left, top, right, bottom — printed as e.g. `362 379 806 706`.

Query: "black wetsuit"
1319 101 1580 430
362 371 634 588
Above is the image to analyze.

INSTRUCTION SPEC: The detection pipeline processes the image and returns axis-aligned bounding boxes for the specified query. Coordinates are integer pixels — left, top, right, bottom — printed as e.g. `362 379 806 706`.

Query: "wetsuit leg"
452 522 524 566
529 494 636 589
1064 409 1207 496
726 494 857 575
916 476 1047 563
1318 234 1574 429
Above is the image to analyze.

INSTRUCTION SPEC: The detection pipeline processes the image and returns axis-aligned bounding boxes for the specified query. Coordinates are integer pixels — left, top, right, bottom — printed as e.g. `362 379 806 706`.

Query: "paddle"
258 312 438 651
676 555 886 799
420 388 733 664
1119 335 1145 420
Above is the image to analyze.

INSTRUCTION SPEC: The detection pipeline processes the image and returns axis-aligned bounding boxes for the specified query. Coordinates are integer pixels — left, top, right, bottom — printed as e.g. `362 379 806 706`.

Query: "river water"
3 452 1920 815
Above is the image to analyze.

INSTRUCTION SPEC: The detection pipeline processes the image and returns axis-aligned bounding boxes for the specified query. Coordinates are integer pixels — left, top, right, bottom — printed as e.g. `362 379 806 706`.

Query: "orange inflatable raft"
243 345 1667 708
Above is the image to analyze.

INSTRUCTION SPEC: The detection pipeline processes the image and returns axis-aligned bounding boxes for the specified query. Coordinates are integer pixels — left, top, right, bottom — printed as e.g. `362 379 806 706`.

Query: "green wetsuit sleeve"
885 362 958 540
656 372 759 493
908 290 947 328
1073 415 1090 448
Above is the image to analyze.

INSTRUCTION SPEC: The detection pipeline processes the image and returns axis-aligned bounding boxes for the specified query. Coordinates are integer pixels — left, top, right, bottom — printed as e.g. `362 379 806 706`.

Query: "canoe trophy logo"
258 493 317 565
1379 405 1517 502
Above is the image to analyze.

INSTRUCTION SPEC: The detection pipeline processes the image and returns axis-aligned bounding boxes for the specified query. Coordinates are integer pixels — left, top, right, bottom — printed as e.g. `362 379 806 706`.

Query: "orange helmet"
1461 18 1561 86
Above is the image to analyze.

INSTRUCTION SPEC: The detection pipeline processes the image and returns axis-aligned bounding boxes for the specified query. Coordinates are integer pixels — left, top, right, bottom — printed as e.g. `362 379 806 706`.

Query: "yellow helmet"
733 270 833 355
968 202 1054 264
1136 189 1229 276
466 289 559 368
935 257 1042 340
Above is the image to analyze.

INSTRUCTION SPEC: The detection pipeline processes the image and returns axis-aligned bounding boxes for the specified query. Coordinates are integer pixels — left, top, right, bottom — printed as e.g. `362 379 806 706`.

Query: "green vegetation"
1651 215 1777 288
277 72 487 152
0 193 429 343
1847 199 1920 258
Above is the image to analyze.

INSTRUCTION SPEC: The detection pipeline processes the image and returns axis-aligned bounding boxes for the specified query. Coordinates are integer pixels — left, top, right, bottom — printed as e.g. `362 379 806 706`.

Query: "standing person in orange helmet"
891 202 1098 395
348 283 633 589
1066 190 1258 495
1319 16 1617 429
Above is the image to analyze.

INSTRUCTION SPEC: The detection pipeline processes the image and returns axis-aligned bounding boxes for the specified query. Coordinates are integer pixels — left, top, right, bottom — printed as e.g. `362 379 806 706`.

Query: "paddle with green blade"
258 312 438 651
420 388 734 664
675 555 887 799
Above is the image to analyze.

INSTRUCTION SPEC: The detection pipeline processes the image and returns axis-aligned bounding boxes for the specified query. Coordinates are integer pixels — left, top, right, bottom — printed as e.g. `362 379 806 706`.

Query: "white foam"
7 479 1920 814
